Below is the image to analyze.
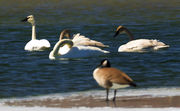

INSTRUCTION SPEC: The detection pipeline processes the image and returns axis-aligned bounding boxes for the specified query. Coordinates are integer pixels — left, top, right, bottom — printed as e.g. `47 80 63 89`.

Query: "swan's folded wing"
25 40 50 51
72 33 109 47
40 39 51 48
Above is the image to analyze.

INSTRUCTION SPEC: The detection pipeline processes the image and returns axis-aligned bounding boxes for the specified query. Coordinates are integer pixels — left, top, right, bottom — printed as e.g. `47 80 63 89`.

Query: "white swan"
21 15 51 51
113 26 169 52
49 30 109 60
71 33 109 47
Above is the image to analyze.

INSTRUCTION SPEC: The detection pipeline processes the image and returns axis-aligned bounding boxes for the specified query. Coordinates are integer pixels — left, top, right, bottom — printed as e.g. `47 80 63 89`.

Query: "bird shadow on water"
106 101 117 107
98 99 118 107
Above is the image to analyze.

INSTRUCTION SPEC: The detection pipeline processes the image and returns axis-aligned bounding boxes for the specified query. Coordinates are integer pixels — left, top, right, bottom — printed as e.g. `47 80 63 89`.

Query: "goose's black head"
98 59 111 68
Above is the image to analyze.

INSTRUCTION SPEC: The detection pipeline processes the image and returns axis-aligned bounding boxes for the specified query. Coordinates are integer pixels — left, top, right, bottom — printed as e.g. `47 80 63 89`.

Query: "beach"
1 88 180 111
4 95 180 108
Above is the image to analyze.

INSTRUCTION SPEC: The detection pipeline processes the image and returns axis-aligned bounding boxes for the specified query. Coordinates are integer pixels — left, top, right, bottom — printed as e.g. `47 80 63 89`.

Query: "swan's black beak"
21 17 28 22
113 30 119 37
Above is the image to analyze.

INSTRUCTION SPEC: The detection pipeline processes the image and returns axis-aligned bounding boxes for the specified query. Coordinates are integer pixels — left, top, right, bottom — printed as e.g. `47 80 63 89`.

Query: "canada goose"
49 30 109 60
21 15 50 51
113 25 169 52
93 59 137 101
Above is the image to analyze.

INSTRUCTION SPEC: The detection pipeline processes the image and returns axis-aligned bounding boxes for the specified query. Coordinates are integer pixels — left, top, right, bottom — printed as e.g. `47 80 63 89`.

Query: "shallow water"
0 0 180 99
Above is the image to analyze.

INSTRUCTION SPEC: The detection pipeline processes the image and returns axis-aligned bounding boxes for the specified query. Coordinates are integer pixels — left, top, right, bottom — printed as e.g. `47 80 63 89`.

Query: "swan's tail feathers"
73 33 109 48
154 45 170 50
104 50 110 53
79 41 109 48
151 40 170 50
91 40 109 48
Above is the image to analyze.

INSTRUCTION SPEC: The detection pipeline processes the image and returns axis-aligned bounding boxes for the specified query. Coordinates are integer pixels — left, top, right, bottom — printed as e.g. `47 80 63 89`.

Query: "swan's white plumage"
118 39 169 52
72 33 109 47
72 33 89 44
22 15 51 51
114 26 169 52
24 39 51 51
49 45 109 60
57 45 109 59
58 44 71 55
49 30 109 60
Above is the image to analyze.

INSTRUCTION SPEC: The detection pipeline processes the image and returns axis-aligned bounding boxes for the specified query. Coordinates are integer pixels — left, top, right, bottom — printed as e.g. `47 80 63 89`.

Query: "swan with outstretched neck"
113 26 169 52
21 15 51 51
49 30 109 60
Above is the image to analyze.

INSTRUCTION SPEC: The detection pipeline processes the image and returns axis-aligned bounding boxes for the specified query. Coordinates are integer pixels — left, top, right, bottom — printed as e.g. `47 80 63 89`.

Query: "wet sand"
4 95 180 108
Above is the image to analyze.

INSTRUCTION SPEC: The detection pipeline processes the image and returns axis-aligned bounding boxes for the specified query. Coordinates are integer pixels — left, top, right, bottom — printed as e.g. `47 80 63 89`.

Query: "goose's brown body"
93 67 135 89
93 59 136 101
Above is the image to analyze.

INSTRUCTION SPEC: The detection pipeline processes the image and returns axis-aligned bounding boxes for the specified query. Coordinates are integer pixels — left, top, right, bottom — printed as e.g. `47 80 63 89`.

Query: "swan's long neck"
59 30 70 41
124 28 134 41
32 24 36 40
59 32 69 41
51 41 62 56
59 33 64 41
50 40 73 58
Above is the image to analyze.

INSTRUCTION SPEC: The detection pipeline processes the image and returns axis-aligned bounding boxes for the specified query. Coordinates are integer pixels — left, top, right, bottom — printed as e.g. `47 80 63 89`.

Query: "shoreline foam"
1 87 180 108
3 95 180 108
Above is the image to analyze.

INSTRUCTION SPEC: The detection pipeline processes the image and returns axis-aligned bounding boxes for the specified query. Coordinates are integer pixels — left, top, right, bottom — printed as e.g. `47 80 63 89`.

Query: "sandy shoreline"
4 95 180 108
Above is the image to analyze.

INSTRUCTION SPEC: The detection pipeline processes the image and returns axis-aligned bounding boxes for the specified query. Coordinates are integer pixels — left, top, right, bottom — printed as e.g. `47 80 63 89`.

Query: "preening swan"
72 33 109 47
49 30 109 60
113 26 169 52
21 15 51 51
